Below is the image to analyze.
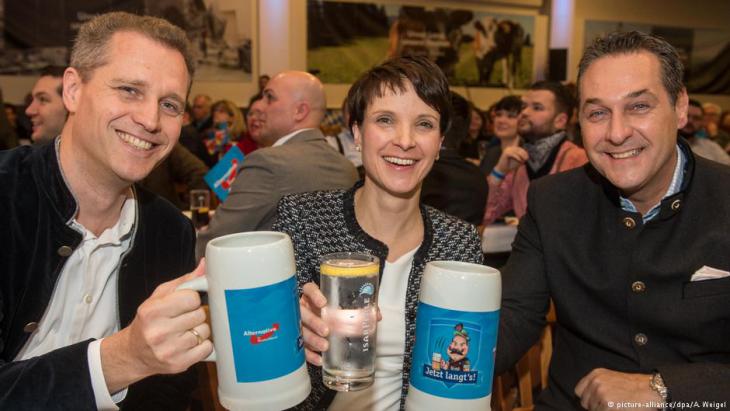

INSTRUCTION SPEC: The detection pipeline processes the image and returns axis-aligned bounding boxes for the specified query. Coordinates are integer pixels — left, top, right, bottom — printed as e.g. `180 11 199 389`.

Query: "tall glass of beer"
190 189 210 229
319 252 380 391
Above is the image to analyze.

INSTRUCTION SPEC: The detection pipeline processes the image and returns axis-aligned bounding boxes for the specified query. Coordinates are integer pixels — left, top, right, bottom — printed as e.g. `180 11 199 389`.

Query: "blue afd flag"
204 145 244 202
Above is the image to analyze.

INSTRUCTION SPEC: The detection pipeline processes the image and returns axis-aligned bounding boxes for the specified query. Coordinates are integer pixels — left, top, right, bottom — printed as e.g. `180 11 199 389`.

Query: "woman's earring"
355 145 361 152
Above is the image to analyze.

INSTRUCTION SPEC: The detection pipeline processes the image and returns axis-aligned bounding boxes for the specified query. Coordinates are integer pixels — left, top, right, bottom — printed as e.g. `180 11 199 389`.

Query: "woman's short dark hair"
345 55 452 134
494 95 523 114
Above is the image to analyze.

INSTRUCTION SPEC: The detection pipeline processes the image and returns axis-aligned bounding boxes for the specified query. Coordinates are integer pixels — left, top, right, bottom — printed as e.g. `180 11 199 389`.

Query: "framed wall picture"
307 0 538 88
0 0 255 83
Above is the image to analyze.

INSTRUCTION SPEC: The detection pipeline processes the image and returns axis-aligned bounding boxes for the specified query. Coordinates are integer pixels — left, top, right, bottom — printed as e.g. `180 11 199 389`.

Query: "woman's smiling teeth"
117 131 153 150
383 156 416 166
609 148 642 159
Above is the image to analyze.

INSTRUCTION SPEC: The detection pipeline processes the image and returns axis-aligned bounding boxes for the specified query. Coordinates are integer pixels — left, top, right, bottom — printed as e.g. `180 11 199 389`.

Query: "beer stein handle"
177 277 217 362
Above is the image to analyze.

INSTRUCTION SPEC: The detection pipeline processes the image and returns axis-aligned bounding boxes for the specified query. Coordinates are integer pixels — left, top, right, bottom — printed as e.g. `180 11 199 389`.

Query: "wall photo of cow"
474 17 528 88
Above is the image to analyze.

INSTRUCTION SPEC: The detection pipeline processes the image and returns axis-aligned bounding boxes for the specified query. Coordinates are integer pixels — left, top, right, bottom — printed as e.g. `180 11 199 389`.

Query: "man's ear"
553 111 569 131
675 88 689 130
63 67 83 113
294 101 311 122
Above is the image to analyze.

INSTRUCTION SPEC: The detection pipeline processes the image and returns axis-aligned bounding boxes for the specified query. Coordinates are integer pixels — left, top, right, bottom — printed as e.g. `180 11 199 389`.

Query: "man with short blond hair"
1 12 211 409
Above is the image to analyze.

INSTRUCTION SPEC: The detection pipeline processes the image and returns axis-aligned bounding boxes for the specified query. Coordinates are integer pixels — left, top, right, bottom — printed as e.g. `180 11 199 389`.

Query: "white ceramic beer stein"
405 261 501 410
178 231 310 410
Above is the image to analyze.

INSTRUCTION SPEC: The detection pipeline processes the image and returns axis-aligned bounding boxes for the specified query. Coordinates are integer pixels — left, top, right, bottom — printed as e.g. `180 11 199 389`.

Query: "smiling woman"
272 56 483 410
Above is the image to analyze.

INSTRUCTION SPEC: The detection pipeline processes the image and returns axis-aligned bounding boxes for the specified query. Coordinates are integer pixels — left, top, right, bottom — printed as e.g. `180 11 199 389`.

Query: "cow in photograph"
474 17 525 88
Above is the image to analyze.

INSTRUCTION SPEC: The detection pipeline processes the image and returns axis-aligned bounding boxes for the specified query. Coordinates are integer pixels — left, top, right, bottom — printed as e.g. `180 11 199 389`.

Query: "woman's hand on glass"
300 282 329 366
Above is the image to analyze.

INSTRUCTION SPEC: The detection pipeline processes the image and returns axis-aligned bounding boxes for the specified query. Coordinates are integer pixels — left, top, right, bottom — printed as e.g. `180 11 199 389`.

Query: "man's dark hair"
40 66 66 97
688 98 703 113
442 92 470 150
529 81 575 118
494 95 522 114
346 55 452 134
578 31 684 105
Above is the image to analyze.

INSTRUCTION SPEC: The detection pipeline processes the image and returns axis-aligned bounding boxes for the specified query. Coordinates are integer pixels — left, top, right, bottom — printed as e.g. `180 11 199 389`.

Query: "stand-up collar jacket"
0 141 197 410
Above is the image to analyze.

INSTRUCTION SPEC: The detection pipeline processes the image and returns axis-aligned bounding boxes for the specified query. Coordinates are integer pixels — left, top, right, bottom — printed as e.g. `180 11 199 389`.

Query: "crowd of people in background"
4 60 730 225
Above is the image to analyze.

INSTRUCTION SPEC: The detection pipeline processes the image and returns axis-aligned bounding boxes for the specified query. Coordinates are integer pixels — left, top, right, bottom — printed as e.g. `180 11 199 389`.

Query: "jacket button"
623 217 636 229
631 281 646 293
24 322 39 333
634 333 648 346
57 245 73 257
670 199 681 211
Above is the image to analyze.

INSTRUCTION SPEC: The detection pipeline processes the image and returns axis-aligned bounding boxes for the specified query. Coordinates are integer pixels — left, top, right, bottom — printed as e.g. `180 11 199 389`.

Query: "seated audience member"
246 97 266 147
421 92 488 225
25 66 68 145
190 94 213 132
140 143 209 210
275 55 483 410
459 105 488 163
719 111 730 152
4 104 27 145
482 81 588 226
479 95 523 175
195 70 358 258
247 74 270 107
204 99 256 161
332 97 364 176
702 102 730 149
0 88 19 150
496 31 730 410
679 99 730 166
179 102 211 166
0 12 211 409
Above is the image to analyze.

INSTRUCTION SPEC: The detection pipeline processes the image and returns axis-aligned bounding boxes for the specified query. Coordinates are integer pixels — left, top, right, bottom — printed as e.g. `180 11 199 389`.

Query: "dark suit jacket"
196 128 358 258
496 140 730 409
0 141 198 410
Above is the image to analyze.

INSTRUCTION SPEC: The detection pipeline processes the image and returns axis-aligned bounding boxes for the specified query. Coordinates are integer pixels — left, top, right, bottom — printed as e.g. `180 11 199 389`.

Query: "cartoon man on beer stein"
441 323 471 371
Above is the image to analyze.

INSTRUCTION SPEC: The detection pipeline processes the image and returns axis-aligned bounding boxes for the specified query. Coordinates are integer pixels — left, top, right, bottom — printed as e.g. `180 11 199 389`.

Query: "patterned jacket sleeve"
464 223 484 265
272 194 312 292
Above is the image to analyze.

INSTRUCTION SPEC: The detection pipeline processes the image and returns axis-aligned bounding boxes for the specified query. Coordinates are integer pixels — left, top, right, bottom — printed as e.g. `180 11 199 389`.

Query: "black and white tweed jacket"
272 182 483 410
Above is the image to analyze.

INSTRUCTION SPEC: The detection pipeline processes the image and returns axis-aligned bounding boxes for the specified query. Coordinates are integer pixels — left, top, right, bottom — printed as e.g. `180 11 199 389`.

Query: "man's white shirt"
15 197 136 410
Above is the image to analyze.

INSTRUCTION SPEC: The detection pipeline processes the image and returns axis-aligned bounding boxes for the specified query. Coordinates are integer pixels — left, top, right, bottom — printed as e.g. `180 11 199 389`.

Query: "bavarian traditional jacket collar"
596 136 695 225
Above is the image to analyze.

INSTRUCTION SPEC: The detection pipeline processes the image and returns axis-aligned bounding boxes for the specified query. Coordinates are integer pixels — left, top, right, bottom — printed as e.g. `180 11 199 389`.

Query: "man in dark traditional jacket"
496 31 730 410
0 12 212 410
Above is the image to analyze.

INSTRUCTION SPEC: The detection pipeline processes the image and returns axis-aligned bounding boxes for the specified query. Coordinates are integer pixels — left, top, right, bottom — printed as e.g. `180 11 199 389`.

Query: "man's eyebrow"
110 78 148 87
626 88 651 99
110 78 185 105
584 89 653 107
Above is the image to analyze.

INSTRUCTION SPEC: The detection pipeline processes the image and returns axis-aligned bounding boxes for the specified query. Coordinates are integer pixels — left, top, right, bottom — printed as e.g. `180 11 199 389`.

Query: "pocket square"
691 265 730 282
